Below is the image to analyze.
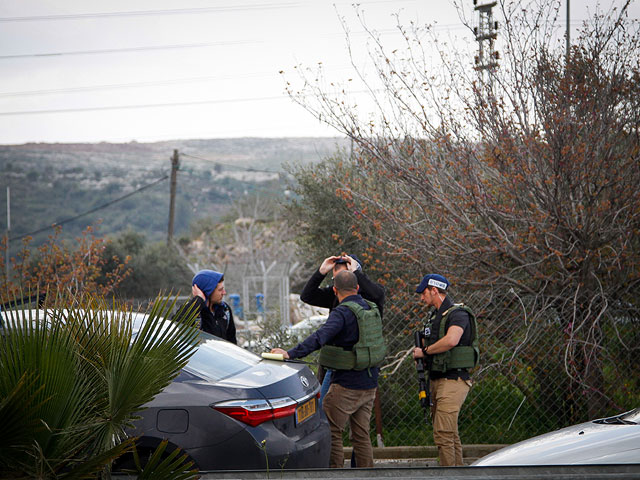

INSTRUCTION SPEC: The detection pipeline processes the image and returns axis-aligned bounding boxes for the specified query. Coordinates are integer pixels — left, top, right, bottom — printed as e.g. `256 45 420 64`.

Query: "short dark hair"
333 270 358 292
429 285 447 295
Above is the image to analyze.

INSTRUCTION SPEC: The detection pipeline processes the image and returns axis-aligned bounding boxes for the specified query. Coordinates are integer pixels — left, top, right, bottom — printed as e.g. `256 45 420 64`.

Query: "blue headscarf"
192 269 224 298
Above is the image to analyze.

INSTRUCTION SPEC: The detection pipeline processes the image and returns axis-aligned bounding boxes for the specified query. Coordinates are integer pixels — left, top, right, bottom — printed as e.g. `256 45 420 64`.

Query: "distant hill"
0 137 347 253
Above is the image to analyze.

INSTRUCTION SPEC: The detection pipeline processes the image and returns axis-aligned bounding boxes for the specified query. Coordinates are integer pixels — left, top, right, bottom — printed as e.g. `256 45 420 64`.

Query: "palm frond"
132 440 199 480
0 290 200 477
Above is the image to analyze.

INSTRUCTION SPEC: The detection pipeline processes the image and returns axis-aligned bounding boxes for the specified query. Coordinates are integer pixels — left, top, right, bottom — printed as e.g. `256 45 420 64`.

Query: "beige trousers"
430 377 471 466
322 383 377 468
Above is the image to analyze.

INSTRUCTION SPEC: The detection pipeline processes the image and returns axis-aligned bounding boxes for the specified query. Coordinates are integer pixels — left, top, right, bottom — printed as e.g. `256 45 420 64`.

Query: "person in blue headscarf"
173 269 237 344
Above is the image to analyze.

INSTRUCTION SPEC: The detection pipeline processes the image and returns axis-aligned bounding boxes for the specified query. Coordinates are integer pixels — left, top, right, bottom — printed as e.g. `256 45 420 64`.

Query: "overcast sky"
0 0 636 145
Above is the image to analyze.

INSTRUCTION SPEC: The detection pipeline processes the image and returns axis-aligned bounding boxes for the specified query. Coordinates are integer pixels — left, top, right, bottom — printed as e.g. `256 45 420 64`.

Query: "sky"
0 0 637 145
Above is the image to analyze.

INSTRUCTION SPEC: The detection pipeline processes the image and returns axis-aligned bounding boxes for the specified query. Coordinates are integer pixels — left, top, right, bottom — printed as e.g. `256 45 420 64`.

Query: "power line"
180 152 282 174
0 24 465 61
0 2 301 22
0 94 287 116
0 64 359 98
0 89 373 116
0 0 429 23
10 174 168 241
0 72 278 98
0 39 256 60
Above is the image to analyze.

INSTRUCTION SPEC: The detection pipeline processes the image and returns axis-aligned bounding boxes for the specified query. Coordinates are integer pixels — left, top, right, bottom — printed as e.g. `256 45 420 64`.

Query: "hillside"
0 137 347 252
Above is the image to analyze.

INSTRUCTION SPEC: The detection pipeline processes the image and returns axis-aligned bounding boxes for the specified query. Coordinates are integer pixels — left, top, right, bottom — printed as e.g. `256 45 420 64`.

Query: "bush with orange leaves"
1 225 131 302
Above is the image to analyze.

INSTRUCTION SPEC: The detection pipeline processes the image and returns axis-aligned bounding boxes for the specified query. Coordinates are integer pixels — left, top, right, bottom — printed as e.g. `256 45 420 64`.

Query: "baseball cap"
416 273 449 293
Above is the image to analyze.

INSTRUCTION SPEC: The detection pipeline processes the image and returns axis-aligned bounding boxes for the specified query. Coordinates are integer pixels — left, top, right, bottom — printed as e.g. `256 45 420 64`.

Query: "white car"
289 314 327 335
473 408 640 465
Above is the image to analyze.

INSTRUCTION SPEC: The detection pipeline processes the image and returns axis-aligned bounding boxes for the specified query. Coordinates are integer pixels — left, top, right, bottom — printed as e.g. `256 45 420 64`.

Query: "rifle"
414 331 431 424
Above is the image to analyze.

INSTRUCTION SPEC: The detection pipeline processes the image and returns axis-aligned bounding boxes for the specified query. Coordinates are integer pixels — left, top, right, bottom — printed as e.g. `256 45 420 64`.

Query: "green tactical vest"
318 300 386 371
428 304 480 372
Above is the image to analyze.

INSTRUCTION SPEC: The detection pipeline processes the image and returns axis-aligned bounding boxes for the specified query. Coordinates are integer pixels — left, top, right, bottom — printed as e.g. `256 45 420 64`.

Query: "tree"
103 230 193 301
1 225 131 302
283 154 371 275
284 0 640 422
183 192 305 291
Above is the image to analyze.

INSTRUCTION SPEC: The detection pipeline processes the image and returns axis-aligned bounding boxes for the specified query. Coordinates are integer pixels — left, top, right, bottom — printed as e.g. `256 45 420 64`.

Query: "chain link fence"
374 288 640 446
229 280 638 448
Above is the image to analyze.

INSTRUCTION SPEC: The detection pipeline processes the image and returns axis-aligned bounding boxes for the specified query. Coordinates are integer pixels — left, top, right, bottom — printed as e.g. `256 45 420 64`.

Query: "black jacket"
173 296 237 344
300 268 385 317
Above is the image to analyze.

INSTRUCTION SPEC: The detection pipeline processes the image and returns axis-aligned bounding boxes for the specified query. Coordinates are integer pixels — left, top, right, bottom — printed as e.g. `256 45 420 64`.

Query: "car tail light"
213 397 297 427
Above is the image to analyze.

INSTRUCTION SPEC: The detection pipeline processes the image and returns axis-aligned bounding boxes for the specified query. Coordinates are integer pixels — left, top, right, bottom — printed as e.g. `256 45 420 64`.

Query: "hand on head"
319 255 343 275
342 255 358 272
192 283 206 301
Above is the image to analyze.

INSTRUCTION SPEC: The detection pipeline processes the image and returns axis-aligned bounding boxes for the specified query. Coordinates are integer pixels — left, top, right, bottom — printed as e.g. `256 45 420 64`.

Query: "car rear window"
183 332 261 382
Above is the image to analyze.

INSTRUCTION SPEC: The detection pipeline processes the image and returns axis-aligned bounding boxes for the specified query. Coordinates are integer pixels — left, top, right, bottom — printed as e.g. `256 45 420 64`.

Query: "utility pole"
473 0 499 88
4 186 9 282
167 149 179 246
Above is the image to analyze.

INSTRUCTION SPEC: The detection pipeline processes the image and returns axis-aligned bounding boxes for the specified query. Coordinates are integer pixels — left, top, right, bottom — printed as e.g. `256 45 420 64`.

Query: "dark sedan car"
118 313 330 471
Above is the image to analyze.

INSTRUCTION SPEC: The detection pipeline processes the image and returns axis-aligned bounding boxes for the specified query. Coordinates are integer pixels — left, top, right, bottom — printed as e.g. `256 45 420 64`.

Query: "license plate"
296 397 316 424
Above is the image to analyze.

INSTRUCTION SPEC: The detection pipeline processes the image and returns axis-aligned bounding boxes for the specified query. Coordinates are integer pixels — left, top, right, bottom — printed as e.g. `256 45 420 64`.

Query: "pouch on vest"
318 300 386 371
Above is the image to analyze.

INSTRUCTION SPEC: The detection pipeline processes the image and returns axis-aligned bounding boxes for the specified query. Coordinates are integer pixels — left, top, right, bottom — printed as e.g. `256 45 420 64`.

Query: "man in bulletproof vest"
412 273 478 466
271 270 381 468
299 253 385 416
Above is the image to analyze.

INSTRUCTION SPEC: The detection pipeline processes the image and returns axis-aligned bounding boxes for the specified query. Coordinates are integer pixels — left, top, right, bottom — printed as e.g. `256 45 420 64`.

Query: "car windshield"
184 332 261 382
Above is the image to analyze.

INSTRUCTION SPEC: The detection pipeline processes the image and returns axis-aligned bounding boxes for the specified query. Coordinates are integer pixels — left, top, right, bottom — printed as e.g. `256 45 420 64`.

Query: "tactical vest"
318 300 386 371
425 304 479 372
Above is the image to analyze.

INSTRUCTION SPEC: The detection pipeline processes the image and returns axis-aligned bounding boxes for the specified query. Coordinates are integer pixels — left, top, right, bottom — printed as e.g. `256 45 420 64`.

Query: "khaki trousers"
430 377 471 466
322 383 377 468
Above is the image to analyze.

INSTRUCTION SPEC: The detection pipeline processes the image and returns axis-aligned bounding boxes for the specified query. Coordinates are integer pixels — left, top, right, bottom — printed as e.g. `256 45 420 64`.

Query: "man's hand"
319 256 342 275
192 284 206 301
413 347 425 359
343 255 359 272
270 348 290 359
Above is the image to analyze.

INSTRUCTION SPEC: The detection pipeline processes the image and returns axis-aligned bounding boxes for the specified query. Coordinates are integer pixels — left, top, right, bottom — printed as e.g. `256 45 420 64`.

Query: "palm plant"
0 291 200 479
